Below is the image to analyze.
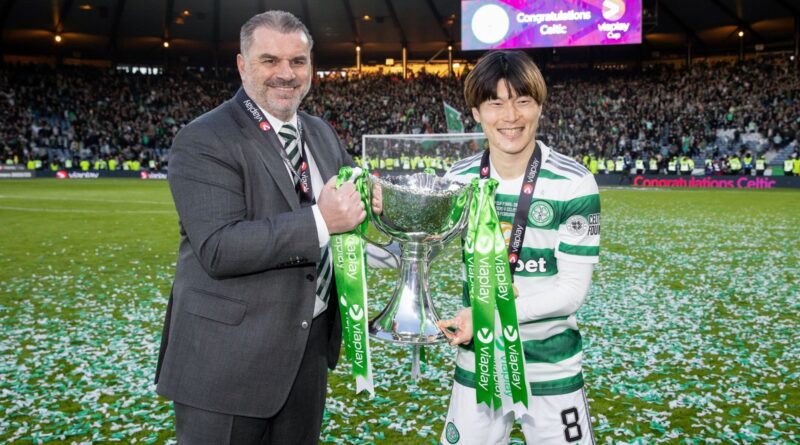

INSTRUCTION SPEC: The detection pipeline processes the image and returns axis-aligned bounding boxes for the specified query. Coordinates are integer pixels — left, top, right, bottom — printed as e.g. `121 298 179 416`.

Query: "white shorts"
440 382 595 445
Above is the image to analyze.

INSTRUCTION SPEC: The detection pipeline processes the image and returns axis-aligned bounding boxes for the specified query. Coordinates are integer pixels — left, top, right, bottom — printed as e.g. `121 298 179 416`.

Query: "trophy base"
367 242 448 346
368 323 446 345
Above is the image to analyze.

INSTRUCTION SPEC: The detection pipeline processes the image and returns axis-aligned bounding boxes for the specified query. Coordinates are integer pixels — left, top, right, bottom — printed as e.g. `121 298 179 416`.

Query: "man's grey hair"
240 10 314 56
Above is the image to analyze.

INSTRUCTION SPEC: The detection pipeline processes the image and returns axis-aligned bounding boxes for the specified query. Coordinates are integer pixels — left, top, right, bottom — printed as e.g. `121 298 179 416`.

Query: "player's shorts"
440 381 595 445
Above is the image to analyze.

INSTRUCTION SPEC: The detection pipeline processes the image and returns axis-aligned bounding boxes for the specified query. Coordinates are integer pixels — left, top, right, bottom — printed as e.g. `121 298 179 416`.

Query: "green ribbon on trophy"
464 178 529 415
330 166 374 395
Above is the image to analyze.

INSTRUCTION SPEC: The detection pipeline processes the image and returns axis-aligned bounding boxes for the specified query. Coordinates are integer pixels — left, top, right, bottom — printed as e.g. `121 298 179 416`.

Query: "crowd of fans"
1 55 798 173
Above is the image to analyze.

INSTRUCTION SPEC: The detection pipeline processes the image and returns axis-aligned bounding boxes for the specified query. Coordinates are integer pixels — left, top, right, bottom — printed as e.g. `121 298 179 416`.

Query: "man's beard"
256 79 311 117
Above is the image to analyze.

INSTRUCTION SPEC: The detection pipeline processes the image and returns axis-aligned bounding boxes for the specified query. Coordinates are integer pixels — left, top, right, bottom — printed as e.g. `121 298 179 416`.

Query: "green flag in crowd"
443 101 464 133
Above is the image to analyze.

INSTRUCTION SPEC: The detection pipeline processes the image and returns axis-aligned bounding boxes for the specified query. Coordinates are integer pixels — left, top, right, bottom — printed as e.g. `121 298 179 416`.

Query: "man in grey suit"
155 10 373 444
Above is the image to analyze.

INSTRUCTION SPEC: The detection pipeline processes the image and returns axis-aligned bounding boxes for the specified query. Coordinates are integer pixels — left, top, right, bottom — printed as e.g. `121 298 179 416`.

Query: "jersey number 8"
560 407 583 442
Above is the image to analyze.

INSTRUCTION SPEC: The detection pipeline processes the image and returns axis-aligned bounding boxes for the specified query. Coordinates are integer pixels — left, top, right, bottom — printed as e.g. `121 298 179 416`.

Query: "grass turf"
1 179 798 444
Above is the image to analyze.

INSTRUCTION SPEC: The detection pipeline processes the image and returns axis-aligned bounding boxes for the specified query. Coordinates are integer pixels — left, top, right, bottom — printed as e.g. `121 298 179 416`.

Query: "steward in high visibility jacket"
784 158 795 176
80 160 90 171
649 158 658 174
678 156 690 174
667 158 677 174
597 158 605 174
742 153 754 175
755 156 766 176
729 156 742 174
606 159 615 174
589 156 598 174
635 159 644 174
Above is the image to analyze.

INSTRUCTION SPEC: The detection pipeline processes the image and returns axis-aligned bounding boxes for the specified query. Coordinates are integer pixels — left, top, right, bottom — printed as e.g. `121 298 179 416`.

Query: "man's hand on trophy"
437 308 473 346
371 182 383 215
319 177 366 234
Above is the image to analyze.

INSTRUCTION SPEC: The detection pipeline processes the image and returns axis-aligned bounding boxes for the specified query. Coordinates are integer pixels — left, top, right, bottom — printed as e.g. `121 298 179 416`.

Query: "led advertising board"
462 0 642 50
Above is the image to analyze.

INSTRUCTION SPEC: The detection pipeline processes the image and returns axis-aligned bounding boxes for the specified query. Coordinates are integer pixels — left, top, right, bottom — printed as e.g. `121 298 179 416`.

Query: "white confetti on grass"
1 184 798 444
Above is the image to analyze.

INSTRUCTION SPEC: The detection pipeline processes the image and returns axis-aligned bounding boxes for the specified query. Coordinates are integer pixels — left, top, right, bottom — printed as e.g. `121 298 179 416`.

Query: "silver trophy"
365 173 472 345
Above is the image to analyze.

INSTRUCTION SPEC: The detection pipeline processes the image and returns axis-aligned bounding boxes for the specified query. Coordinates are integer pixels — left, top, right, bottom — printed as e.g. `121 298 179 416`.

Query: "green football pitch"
1 179 798 444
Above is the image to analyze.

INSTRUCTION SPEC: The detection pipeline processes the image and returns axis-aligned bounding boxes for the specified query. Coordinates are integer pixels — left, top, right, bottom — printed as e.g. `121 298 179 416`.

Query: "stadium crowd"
1 55 799 174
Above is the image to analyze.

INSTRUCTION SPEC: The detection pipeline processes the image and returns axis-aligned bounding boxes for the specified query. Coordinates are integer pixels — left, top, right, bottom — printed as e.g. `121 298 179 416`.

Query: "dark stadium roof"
1 0 797 67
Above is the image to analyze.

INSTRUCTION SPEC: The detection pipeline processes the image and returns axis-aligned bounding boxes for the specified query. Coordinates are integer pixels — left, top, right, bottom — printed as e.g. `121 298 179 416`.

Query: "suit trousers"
174 310 331 445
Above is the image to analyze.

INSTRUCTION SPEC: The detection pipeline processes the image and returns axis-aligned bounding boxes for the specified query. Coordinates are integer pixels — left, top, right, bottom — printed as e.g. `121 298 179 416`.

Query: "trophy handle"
360 173 400 264
438 186 473 247
363 236 400 267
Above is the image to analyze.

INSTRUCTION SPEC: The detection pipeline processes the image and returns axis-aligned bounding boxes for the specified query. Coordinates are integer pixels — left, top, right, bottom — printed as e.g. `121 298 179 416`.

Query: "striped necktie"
279 123 302 172
279 122 332 315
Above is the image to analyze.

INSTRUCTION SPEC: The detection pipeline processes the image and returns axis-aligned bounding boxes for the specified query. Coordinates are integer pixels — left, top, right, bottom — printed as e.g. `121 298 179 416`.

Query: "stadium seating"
1 55 798 172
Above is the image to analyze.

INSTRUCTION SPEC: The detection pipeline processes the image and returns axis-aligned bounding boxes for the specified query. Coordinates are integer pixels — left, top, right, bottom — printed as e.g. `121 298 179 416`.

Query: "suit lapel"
229 92 299 210
299 112 337 183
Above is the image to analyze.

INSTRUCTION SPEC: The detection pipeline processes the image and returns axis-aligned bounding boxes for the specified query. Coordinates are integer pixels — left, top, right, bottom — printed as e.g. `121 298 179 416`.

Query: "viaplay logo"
349 304 364 321
477 328 494 344
508 253 519 265
480 166 489 176
503 326 519 342
56 170 68 179
141 171 168 180
522 183 534 195
259 121 271 132
602 0 626 21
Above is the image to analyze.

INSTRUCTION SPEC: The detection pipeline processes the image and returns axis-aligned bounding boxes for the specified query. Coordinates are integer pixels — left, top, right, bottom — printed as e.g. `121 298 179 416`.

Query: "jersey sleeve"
555 173 601 264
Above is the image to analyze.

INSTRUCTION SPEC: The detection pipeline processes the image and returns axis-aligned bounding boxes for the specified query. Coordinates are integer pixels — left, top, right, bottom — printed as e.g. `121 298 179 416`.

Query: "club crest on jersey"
529 201 554 227
566 215 589 236
259 121 271 132
445 421 460 444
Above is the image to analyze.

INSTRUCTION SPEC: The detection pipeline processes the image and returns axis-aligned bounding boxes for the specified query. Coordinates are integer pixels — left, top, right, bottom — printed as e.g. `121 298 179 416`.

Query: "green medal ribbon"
465 178 529 415
331 166 374 395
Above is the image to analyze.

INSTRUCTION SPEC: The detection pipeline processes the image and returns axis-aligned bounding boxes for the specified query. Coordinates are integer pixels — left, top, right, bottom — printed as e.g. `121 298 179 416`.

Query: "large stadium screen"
462 0 642 50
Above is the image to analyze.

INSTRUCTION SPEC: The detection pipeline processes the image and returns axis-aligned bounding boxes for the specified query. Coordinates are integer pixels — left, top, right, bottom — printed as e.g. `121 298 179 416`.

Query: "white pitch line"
0 205 175 215
0 195 172 205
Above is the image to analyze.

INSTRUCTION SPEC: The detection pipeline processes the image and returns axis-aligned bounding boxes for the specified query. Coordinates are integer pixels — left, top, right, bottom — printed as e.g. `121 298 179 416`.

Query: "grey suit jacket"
155 88 349 418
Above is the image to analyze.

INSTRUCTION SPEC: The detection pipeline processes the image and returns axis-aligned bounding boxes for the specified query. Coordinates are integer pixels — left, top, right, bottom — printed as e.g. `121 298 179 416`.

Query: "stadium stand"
1 55 798 174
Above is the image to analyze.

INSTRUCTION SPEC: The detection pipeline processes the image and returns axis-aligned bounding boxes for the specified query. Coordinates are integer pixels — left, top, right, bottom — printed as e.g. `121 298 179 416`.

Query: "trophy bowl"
365 173 472 344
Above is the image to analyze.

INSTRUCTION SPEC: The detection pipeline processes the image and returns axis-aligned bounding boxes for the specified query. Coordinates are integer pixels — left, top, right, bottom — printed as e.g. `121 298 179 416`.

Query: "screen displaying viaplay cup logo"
462 0 642 50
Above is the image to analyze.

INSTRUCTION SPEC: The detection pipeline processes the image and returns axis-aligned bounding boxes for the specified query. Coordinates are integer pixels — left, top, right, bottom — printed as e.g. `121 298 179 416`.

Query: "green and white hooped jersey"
445 141 600 397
